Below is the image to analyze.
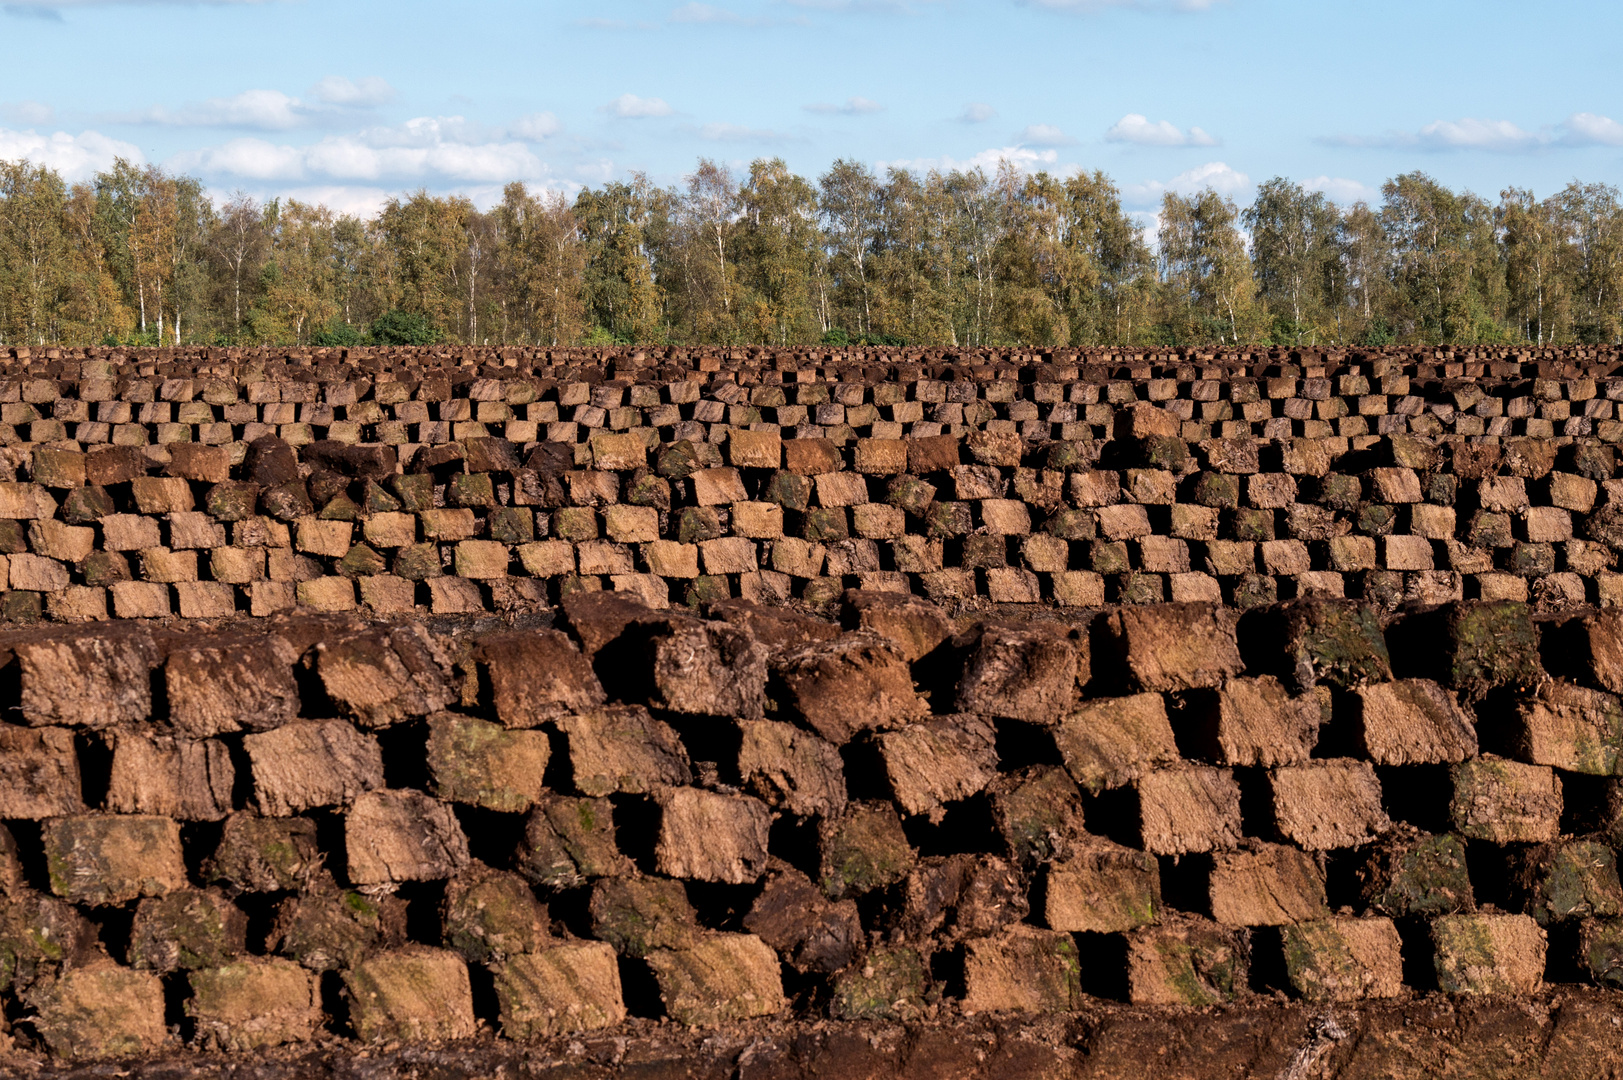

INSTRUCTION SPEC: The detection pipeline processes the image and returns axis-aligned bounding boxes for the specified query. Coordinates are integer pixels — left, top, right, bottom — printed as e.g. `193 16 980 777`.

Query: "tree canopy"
1 155 1620 348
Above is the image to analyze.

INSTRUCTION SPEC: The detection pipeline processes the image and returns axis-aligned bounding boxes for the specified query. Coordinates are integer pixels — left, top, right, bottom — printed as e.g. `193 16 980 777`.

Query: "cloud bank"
1106 113 1217 147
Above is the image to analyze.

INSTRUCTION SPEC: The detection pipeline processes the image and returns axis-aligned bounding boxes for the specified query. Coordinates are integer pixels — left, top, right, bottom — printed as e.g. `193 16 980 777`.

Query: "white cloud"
1325 113 1623 153
670 2 776 24
604 94 674 119
1105 113 1217 147
783 0 943 12
697 122 785 142
0 126 141 181
1016 123 1077 147
1302 175 1379 204
1416 118 1540 152
1125 160 1251 204
168 116 548 184
1018 0 1222 11
5 0 274 13
0 100 54 125
877 145 1060 175
510 112 562 140
308 76 395 108
1562 112 1623 146
1130 208 1164 250
959 103 996 124
268 185 393 217
804 96 883 116
118 89 307 130
110 78 396 131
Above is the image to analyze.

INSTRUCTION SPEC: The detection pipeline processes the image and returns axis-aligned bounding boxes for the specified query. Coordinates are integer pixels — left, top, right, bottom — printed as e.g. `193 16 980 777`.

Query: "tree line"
1 154 1621 350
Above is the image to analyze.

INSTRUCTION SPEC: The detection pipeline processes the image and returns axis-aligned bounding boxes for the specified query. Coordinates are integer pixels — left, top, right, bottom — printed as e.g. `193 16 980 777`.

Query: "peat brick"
646 933 786 1026
164 635 302 738
317 625 453 727
774 633 927 744
1281 917 1404 1003
1269 760 1389 851
0 725 82 818
1185 675 1319 767
1451 757 1563 843
1513 840 1623 925
441 866 551 963
744 866 863 974
1054 691 1180 795
1135 766 1243 855
474 628 606 728
346 789 471 885
1353 679 1478 765
875 715 998 819
105 732 233 821
244 720 384 816
1042 841 1160 933
0 890 95 989
1107 603 1242 692
187 958 321 1051
559 589 662 654
819 800 917 900
1356 828 1475 917
128 888 246 973
1441 600 1541 694
589 876 701 957
44 815 186 905
653 786 771 884
426 711 550 812
517 796 632 889
961 927 1083 1015
894 854 1028 944
988 766 1086 868
830 946 928 1021
344 947 477 1043
555 706 692 797
840 589 952 662
206 813 322 893
1584 607 1623 695
1125 914 1248 1006
736 719 847 818
1432 913 1547 994
494 942 626 1039
1208 841 1327 926
27 964 167 1060
1581 920 1623 988
644 617 768 718
706 597 840 655
15 628 157 729
270 878 402 973
1276 600 1392 692
1512 681 1623 774
953 624 1082 723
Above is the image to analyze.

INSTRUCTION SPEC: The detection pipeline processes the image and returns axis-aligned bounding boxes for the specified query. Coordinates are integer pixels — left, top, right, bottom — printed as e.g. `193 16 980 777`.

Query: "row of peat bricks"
3 589 1623 1059
3 347 1623 621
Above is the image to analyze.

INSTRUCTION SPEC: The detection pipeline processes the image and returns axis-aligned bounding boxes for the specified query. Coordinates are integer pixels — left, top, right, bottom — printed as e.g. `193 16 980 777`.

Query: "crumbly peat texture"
0 344 1618 621
4 343 1623 1075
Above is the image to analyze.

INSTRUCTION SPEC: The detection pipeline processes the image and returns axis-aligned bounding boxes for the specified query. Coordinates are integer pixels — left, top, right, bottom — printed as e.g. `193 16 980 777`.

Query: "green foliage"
3 153 1623 348
369 309 439 346
582 325 630 346
311 319 363 347
1360 319 1396 346
1269 315 1313 346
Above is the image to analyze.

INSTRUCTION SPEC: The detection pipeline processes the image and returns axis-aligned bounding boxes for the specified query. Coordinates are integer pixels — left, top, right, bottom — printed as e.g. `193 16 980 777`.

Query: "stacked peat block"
1 346 1623 621
6 591 1623 1060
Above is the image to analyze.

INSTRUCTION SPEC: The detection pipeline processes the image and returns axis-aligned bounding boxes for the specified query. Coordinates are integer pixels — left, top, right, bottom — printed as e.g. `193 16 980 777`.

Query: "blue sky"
1 0 1619 219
